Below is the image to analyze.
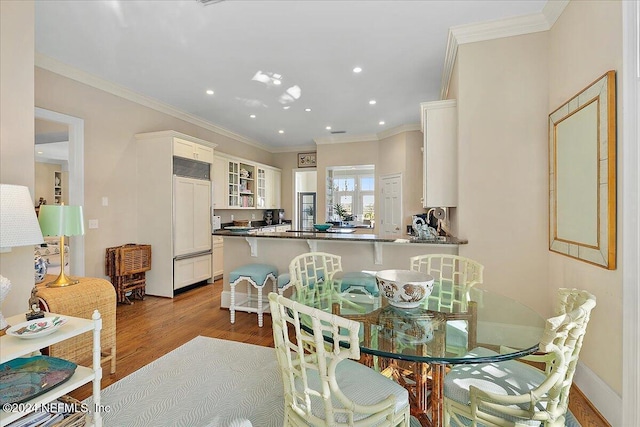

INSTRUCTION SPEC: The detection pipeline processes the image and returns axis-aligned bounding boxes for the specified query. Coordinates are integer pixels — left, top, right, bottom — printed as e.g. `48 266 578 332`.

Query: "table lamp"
0 184 45 332
38 204 85 287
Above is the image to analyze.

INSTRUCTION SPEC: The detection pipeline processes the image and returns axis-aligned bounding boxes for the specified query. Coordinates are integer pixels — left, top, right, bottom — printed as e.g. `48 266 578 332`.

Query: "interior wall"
456 33 549 310
35 162 58 204
0 0 36 318
547 0 623 399
35 68 276 278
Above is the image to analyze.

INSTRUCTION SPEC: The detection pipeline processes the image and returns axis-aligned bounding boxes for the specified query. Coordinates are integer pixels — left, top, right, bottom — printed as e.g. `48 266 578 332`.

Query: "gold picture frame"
297 152 317 168
549 70 616 269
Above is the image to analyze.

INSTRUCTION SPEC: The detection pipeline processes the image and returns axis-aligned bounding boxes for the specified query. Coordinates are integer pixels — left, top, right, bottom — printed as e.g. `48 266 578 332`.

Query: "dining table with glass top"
290 276 547 427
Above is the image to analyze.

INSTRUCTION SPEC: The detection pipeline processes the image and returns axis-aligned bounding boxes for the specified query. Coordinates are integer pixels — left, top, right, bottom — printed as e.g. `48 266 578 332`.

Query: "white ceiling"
34 0 547 151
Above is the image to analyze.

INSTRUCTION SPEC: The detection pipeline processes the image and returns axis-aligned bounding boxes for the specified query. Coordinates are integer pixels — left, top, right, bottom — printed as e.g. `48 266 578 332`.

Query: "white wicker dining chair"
443 288 596 427
288 252 342 304
409 254 484 312
268 293 411 427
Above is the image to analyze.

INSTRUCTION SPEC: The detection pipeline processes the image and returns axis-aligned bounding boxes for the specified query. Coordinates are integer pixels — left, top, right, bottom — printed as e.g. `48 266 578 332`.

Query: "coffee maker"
263 210 274 225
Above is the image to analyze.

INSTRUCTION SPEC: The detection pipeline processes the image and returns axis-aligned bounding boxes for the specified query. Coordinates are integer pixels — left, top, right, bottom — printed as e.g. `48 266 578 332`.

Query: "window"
326 166 375 222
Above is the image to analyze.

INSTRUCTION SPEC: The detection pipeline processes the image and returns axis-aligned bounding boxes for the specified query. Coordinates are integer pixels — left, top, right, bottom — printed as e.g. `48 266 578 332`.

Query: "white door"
174 176 212 256
380 173 402 237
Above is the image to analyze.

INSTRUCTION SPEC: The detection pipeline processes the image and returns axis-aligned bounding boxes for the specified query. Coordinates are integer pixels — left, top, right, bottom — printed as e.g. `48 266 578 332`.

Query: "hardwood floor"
71 279 609 426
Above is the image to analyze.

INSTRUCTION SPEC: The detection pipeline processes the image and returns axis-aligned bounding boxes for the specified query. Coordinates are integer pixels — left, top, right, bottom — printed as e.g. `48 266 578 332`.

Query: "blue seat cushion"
277 273 291 289
340 272 378 296
444 347 548 426
229 264 278 287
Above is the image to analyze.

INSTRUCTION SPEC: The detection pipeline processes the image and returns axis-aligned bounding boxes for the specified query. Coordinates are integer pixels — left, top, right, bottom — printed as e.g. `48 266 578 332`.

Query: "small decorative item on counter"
34 254 48 283
26 286 45 321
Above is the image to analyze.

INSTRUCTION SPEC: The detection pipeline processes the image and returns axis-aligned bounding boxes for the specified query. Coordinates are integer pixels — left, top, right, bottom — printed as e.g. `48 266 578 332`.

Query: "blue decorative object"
34 254 48 283
313 223 332 231
0 356 77 404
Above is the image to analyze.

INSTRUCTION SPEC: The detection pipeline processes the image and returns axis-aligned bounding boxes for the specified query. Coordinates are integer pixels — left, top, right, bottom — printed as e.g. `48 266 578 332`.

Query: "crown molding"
314 133 379 145
35 53 273 153
440 0 570 100
314 123 421 146
377 123 421 140
269 144 318 154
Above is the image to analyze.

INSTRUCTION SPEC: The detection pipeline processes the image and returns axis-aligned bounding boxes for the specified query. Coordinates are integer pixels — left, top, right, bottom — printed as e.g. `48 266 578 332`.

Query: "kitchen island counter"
214 230 467 245
218 230 467 309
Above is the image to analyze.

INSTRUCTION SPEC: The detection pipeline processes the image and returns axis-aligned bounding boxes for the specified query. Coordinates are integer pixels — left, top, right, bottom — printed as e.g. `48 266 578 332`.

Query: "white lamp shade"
0 184 45 248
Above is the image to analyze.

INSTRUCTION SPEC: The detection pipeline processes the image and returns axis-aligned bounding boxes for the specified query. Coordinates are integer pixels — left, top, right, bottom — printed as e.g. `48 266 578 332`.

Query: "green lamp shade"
38 205 85 237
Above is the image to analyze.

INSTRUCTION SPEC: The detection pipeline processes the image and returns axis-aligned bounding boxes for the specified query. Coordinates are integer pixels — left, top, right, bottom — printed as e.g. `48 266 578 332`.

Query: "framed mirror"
549 70 616 269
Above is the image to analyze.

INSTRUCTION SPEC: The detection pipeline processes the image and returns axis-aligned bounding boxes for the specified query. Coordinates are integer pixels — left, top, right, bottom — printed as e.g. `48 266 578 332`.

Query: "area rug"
86 336 581 427
86 336 284 426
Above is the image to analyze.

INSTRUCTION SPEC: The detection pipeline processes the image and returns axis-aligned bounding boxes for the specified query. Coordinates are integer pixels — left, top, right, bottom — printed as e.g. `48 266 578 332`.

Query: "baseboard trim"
572 362 620 426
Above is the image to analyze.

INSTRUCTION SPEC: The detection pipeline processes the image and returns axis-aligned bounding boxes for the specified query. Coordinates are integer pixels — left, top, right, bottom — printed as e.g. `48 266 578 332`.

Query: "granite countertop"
214 229 466 245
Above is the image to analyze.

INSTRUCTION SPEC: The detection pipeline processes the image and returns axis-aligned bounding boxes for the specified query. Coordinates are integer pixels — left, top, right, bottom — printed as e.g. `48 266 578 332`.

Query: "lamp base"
46 270 79 287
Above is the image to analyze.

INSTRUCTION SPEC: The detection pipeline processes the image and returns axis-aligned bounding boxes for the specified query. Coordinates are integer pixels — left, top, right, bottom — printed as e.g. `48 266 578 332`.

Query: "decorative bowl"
375 269 434 309
378 306 435 345
6 316 68 339
225 226 253 233
313 223 332 231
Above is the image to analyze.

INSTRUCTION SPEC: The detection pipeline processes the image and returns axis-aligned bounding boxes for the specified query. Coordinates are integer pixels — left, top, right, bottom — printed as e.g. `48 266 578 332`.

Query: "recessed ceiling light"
278 130 284 134
206 89 214 95
273 79 282 85
369 100 377 105
379 121 385 125
353 67 362 73
37 151 43 154
305 108 312 112
326 126 332 130
283 106 291 110
249 114 256 119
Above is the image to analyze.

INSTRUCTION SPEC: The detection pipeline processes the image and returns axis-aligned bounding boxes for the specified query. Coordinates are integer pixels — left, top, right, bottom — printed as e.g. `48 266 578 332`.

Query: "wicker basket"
52 396 88 427
105 244 151 304
233 219 250 226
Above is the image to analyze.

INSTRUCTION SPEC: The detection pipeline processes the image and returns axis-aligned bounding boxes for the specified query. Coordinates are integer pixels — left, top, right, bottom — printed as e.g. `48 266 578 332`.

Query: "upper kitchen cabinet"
420 100 457 208
173 137 214 163
257 165 282 209
213 153 279 210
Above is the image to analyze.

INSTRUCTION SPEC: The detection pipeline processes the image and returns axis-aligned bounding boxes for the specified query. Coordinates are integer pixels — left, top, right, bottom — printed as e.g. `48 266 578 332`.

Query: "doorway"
34 108 85 276
379 173 402 237
298 192 316 230
293 169 317 230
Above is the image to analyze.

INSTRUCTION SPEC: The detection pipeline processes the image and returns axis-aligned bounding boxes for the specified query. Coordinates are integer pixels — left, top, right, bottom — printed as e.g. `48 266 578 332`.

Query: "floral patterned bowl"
6 316 68 339
375 269 434 309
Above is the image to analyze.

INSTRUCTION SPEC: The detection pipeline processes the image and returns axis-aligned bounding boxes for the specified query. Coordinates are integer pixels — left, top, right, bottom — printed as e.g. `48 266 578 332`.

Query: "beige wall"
547 0 623 395
456 31 549 311
456 0 623 404
0 0 36 318
35 68 276 278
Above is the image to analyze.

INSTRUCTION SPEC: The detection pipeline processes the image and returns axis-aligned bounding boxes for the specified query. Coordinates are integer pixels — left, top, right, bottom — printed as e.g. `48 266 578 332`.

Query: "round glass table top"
292 281 547 365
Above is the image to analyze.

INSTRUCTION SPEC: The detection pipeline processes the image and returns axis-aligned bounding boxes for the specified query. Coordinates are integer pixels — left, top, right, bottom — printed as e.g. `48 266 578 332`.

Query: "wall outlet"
231 214 234 221
251 214 255 220
88 219 99 229
101 196 108 206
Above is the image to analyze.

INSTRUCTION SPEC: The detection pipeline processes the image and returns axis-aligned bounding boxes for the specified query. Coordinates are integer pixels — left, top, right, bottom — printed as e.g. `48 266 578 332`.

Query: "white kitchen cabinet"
214 154 281 210
212 235 224 279
173 137 214 163
0 312 103 427
136 131 217 298
174 176 212 257
420 100 457 208
212 155 228 209
266 167 282 209
174 253 213 290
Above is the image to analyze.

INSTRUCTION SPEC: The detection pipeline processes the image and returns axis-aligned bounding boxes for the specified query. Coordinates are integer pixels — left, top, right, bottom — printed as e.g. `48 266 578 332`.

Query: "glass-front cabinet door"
228 160 239 207
256 167 266 208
